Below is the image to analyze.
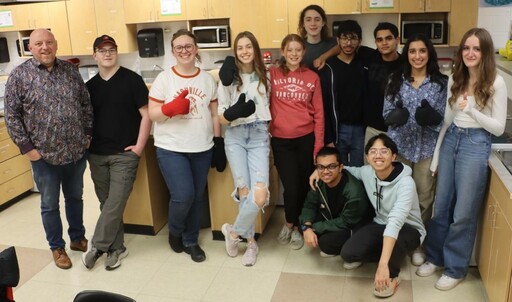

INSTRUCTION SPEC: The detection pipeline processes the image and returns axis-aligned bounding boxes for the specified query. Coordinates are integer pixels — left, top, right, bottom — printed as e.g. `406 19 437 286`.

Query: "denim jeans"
156 147 213 247
225 121 270 239
337 123 365 167
88 152 140 252
31 155 87 250
425 124 491 279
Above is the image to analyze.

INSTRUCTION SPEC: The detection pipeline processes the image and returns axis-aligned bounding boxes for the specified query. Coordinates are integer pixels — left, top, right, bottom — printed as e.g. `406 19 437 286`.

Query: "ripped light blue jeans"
225 121 270 239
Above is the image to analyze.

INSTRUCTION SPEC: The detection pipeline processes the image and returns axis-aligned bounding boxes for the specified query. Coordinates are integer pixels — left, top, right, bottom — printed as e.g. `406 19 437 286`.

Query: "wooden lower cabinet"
0 120 33 209
123 137 169 235
207 162 279 240
478 162 512 302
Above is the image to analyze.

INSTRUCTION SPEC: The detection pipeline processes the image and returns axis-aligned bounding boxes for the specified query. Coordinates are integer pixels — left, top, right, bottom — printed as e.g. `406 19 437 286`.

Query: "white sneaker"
277 224 293 245
435 274 463 291
320 251 336 258
241 242 259 266
343 261 362 270
289 230 304 250
416 261 442 277
411 247 426 266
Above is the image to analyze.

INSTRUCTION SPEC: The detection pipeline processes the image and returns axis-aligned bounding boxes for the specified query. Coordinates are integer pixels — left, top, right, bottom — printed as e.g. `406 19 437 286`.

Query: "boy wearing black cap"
82 35 151 270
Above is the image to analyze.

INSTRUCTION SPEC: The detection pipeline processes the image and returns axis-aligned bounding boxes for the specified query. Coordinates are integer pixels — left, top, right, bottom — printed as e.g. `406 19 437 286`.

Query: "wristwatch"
301 224 312 232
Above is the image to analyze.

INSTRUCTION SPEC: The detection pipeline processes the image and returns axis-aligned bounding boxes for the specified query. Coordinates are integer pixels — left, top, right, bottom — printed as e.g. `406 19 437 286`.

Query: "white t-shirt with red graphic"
149 67 217 153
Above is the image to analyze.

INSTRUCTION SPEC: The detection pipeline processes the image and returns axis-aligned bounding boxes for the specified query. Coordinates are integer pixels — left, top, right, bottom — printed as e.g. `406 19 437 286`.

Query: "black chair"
73 290 136 302
0 246 19 302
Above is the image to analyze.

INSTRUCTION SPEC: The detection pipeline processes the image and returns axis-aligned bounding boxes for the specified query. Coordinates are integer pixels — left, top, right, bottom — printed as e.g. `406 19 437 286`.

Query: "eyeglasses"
339 35 359 43
316 163 340 172
96 48 117 55
173 44 195 53
375 35 396 43
368 148 391 156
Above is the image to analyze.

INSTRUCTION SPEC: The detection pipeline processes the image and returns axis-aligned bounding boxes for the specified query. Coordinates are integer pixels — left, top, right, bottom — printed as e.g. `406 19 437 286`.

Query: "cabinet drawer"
0 122 9 141
0 138 20 163
0 171 33 206
0 155 30 185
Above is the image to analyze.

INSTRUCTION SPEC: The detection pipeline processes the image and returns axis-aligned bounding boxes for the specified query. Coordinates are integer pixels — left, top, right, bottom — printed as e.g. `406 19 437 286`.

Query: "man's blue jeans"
337 123 365 167
31 155 87 250
156 147 212 247
425 124 491 279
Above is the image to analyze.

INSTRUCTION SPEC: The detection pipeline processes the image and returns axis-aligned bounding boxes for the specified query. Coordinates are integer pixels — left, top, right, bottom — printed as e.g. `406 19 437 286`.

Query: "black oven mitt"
415 99 443 126
223 93 255 122
219 56 237 86
385 100 409 127
211 137 227 172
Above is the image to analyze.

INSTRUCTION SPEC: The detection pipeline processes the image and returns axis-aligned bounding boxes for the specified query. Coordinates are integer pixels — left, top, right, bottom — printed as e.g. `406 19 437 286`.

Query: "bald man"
4 29 93 269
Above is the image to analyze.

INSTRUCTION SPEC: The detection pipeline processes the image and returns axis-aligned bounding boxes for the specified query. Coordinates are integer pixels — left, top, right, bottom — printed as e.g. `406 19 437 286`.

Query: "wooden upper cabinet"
425 0 450 12
229 0 265 47
287 0 324 34
186 0 230 19
400 0 450 12
124 0 156 23
0 5 22 32
6 2 50 31
400 0 424 12
66 0 98 55
47 1 72 56
124 0 186 23
362 0 399 13
263 0 288 49
448 0 478 46
324 0 361 14
155 0 187 22
23 3 51 29
231 0 287 49
94 0 137 54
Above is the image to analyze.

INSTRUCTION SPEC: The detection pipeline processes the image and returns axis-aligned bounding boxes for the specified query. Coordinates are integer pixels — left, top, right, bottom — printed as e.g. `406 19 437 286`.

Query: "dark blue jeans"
156 147 213 247
31 155 87 250
337 123 365 167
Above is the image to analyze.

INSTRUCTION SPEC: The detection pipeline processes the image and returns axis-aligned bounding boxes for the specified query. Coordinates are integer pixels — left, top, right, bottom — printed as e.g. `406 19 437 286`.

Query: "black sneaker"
183 244 206 263
168 233 184 253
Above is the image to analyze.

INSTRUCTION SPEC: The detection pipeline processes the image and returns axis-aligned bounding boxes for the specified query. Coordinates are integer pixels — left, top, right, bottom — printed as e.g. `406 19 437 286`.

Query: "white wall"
478 1 512 51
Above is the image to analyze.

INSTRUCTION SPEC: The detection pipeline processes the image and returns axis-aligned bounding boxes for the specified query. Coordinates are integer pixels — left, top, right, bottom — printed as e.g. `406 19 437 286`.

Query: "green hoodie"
299 170 371 234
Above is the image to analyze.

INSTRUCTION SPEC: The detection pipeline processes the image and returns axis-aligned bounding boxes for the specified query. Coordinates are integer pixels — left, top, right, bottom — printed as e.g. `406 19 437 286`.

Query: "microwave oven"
191 25 230 48
401 20 445 44
16 37 31 57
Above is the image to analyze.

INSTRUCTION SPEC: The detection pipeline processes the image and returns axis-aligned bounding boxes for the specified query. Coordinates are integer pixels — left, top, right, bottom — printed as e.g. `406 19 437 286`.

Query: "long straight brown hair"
232 31 268 93
449 28 496 109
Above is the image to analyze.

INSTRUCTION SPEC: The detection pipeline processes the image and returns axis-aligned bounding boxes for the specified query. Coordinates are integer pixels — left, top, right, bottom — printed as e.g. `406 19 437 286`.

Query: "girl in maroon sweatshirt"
270 34 324 250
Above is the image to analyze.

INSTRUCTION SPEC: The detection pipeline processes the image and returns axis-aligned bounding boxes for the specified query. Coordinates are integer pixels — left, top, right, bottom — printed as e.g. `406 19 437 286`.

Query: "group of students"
3 3 507 300
208 4 506 299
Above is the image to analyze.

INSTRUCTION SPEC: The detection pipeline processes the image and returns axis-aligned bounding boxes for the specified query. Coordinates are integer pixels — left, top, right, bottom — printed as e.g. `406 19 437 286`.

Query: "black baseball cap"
93 35 117 50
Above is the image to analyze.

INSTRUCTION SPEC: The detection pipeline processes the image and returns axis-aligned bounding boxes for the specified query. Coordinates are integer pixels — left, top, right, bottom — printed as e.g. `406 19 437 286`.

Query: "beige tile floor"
0 169 489 302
